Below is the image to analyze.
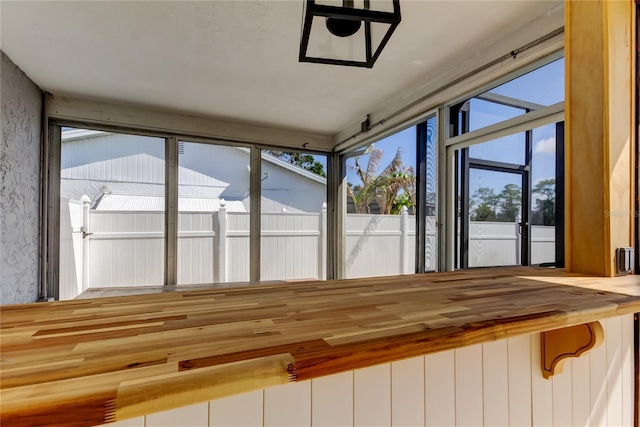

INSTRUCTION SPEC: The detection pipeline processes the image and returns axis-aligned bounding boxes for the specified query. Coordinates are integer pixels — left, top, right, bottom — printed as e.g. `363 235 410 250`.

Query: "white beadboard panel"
312 372 353 427
98 417 145 427
507 334 531 427
454 344 484 427
391 357 425 427
589 322 608 427
425 350 455 427
571 352 591 427
604 316 623 427
621 313 634 427
354 364 391 427
551 358 573 427
482 340 509 427
264 380 311 427
210 390 263 427
530 333 553 427
145 402 209 427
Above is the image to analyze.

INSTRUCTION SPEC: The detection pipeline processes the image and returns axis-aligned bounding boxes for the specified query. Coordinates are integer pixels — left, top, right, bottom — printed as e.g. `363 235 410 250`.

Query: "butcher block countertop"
2 267 640 426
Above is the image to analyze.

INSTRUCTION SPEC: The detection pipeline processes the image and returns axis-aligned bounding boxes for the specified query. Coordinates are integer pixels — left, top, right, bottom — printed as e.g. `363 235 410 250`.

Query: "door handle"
518 222 527 234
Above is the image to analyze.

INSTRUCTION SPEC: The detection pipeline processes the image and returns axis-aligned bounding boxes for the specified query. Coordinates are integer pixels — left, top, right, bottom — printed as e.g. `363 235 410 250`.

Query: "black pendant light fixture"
299 0 401 68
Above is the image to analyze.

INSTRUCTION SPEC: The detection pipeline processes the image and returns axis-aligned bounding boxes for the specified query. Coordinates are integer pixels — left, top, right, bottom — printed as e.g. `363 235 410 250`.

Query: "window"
53 127 329 298
449 56 564 269
49 54 565 297
260 150 328 281
177 142 250 284
58 128 165 299
342 114 437 278
464 58 565 133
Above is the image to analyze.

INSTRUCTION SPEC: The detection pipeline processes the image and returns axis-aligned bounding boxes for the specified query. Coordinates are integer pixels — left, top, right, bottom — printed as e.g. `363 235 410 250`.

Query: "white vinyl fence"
59 200 555 300
467 222 556 267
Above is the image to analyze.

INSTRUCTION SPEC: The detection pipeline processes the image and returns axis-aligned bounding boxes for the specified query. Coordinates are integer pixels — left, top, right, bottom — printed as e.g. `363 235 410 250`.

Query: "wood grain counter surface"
2 267 640 426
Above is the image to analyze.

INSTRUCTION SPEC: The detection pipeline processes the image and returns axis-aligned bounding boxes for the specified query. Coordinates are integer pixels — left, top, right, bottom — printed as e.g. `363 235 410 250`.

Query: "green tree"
347 148 415 214
347 148 383 214
470 187 498 221
532 178 556 225
497 183 522 222
265 151 326 177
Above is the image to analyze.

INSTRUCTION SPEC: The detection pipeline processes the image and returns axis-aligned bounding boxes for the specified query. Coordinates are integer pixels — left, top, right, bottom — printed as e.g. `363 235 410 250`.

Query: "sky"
345 57 564 212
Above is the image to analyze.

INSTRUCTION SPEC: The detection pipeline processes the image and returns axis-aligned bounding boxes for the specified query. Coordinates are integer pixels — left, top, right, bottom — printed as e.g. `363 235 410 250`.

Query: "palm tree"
347 148 415 214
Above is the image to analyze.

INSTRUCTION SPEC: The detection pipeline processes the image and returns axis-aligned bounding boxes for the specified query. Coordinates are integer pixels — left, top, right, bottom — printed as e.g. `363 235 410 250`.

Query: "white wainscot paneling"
354 364 390 427
483 339 509 426
312 372 353 426
621 313 634 426
98 417 144 427
531 332 553 426
391 356 425 427
425 349 456 427
210 389 263 427
507 334 532 426
264 380 311 427
105 317 635 427
145 402 209 427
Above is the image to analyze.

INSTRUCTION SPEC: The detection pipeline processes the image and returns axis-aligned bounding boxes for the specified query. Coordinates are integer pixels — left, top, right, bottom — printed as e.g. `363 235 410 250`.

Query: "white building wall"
60 132 326 213
261 158 326 213
102 314 636 427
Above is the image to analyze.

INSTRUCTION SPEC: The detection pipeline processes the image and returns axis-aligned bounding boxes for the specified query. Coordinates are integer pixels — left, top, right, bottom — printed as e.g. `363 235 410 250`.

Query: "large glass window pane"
489 57 565 107
468 99 524 133
468 132 526 165
463 58 565 133
345 127 416 278
59 128 165 299
260 150 327 281
530 124 557 265
177 142 250 284
468 169 522 267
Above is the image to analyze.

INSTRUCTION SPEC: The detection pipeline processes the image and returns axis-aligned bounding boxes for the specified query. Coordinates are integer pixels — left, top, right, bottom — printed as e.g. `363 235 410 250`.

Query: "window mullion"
46 124 62 300
164 136 179 285
249 147 261 282
415 121 428 273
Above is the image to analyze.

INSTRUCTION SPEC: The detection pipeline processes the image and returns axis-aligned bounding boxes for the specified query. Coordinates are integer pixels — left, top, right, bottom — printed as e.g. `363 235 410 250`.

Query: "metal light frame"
299 0 401 68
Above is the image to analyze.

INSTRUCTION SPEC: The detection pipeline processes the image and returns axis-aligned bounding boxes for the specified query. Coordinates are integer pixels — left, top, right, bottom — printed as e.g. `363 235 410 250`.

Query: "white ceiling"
0 1 562 136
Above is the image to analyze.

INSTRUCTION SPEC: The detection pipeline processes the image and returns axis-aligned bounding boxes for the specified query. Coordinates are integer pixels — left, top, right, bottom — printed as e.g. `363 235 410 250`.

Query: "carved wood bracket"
541 321 604 379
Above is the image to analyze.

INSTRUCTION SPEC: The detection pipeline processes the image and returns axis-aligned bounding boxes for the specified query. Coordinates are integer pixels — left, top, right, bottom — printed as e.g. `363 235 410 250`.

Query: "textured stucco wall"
1 51 42 304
